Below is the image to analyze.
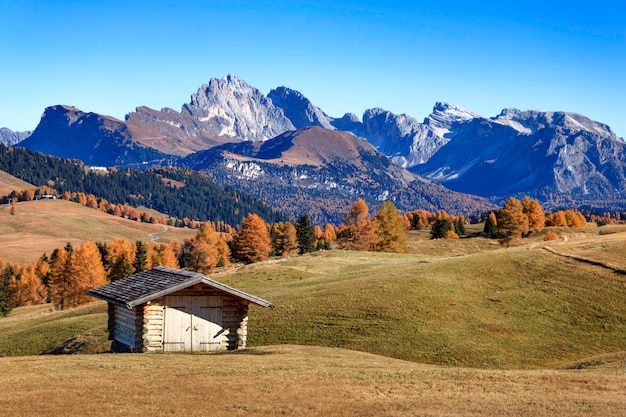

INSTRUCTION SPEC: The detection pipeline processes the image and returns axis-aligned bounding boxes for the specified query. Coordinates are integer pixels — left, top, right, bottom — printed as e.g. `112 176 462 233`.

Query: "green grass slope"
218 233 626 369
1 228 624 372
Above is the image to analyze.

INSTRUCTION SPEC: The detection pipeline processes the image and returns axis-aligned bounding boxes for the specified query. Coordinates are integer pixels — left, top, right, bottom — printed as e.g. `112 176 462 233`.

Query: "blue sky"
1 1 625 137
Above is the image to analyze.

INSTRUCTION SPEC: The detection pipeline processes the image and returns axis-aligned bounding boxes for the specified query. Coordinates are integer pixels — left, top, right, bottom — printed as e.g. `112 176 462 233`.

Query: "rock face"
409 107 626 205
268 86 334 130
0 128 32 146
19 105 168 167
182 74 295 141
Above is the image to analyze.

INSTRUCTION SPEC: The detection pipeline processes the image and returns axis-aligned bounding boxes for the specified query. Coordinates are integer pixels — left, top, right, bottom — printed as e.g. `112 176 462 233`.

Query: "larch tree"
185 239 219 274
522 197 545 233
157 241 180 268
346 198 369 225
375 202 408 253
183 223 231 272
232 213 271 264
336 199 379 251
144 242 160 269
497 197 529 246
49 247 73 310
272 222 297 257
69 241 107 307
12 264 47 306
323 224 337 242
106 238 136 281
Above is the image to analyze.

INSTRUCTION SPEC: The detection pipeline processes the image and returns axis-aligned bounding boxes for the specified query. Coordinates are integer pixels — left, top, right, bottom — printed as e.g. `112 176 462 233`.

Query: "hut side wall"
111 304 143 351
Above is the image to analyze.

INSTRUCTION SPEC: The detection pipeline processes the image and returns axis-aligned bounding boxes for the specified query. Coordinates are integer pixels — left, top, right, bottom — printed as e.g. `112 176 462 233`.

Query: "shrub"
543 231 559 241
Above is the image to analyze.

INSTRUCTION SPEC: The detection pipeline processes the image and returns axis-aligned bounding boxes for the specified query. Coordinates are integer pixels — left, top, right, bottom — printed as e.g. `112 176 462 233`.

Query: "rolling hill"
0 169 32 196
0 199 195 264
1 226 624 416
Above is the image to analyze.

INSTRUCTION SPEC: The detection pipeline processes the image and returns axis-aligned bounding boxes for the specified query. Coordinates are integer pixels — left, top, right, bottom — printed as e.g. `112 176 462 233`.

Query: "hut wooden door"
163 295 223 352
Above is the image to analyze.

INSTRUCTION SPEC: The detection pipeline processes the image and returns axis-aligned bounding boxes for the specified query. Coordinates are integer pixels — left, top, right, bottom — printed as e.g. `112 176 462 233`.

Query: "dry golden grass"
0 345 624 417
0 169 33 196
0 199 195 263
543 225 626 270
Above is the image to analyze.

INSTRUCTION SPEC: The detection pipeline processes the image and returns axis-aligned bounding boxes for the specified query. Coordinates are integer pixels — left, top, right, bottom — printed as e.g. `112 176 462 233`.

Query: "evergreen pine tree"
0 264 16 316
295 215 316 255
430 218 453 239
134 240 148 272
455 218 467 236
484 212 498 237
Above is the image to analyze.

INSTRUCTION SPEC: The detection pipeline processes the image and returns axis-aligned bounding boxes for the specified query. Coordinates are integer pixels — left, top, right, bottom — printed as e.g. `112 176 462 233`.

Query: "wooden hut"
86 266 273 353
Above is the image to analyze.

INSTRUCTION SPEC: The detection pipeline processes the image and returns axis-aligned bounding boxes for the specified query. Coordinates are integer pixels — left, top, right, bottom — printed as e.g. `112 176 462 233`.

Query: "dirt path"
149 225 169 243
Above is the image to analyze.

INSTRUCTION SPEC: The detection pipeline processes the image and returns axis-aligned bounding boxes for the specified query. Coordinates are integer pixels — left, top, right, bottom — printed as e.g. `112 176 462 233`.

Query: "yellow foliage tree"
106 238 136 281
69 241 107 307
11 263 47 306
497 197 529 246
337 199 379 251
157 241 180 268
49 247 72 310
272 222 297 257
374 202 408 253
232 214 271 263
522 197 545 233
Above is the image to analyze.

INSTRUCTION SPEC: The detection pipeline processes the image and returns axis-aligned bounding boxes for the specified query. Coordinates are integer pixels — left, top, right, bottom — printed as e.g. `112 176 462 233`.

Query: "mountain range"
4 74 626 222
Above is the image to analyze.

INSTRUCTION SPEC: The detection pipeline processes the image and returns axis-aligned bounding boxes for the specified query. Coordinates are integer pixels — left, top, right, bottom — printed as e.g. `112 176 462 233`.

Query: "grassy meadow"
1 344 624 417
0 202 625 415
0 169 33 196
0 199 195 263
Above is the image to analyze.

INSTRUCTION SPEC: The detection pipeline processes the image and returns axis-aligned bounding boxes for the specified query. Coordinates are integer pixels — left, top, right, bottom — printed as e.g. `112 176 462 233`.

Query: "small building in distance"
86 266 274 353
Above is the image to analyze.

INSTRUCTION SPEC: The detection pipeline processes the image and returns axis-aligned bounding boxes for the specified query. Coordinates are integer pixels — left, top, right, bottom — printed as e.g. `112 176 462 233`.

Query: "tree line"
0 144 285 226
0 198 412 314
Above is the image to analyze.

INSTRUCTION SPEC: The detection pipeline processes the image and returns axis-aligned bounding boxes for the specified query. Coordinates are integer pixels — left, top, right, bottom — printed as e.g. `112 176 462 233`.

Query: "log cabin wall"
142 302 165 353
111 304 143 351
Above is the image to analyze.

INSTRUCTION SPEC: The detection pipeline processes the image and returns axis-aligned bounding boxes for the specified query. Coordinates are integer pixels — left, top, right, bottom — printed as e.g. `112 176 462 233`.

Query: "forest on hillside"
0 144 285 226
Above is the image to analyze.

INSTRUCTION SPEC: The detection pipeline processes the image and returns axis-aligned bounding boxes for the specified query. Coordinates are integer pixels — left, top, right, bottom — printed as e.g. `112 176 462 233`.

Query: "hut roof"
86 266 274 309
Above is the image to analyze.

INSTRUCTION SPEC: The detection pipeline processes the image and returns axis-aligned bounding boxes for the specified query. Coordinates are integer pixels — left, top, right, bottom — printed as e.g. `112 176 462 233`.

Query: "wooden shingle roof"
86 266 274 309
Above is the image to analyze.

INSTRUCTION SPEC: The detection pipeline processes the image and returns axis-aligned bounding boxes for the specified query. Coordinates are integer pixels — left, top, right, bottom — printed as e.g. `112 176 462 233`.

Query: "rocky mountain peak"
182 75 295 141
425 102 481 134
493 108 619 139
0 127 32 146
268 86 334 130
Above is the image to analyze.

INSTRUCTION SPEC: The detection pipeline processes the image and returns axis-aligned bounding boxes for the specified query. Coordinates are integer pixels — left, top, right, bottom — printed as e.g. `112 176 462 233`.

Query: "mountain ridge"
10 74 626 213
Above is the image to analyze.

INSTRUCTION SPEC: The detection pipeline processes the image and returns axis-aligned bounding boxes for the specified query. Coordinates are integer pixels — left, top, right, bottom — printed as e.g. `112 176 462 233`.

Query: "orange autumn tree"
375 201 408 253
157 241 181 268
106 238 136 281
232 213 271 264
68 241 107 307
336 198 379 251
49 247 73 310
10 263 47 306
272 221 298 257
496 197 529 246
522 196 545 233
183 223 230 273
